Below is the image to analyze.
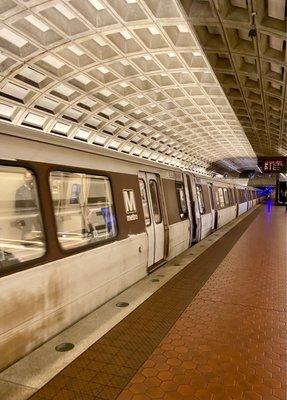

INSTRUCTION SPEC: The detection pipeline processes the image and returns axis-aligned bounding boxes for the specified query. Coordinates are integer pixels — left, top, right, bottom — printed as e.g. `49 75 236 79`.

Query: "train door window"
196 185 205 214
176 182 188 219
149 180 162 223
209 186 214 209
0 166 45 271
243 190 247 203
50 171 117 250
223 188 229 206
218 188 225 208
228 189 234 205
215 190 220 208
139 179 151 226
237 189 241 203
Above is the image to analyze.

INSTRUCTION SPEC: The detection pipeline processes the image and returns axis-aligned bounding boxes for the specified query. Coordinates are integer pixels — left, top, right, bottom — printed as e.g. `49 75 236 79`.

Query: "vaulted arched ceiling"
0 0 258 174
181 0 287 158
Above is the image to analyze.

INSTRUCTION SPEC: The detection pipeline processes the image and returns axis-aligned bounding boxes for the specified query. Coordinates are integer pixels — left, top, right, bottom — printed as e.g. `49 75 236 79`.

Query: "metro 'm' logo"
123 189 137 219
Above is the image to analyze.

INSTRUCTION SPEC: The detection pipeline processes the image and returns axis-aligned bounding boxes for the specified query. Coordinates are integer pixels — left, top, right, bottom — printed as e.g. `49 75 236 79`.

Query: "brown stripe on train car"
109 172 145 237
0 160 146 278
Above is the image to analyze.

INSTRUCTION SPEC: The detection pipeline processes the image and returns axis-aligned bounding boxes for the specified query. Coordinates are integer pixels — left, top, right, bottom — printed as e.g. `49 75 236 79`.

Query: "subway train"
0 132 262 371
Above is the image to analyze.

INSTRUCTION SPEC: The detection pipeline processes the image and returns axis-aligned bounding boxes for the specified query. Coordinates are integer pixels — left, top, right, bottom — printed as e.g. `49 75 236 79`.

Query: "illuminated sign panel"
259 158 287 173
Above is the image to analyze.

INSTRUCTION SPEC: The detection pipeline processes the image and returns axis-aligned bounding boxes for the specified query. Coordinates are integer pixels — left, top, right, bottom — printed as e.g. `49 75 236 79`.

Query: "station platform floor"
3 202 287 400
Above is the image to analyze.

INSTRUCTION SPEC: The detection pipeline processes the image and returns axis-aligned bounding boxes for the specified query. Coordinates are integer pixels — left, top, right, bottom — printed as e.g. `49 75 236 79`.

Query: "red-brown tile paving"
119 203 286 400
29 203 287 400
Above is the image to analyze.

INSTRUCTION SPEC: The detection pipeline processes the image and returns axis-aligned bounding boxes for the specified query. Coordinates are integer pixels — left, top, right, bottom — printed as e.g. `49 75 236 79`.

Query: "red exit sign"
260 158 286 173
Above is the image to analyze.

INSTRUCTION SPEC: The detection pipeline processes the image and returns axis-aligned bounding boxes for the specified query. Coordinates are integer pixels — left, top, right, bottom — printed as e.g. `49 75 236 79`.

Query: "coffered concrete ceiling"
181 0 287 158
0 0 259 174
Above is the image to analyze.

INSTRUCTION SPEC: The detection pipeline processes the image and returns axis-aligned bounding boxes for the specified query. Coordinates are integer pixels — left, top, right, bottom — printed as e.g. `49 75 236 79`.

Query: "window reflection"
217 188 225 208
0 166 45 270
176 182 188 219
196 185 205 214
50 171 117 250
149 180 162 224
139 179 151 226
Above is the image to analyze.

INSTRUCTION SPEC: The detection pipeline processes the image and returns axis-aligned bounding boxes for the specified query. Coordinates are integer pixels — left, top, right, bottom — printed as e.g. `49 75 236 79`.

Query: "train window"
229 189 234 205
240 189 246 203
149 180 162 224
209 186 214 209
218 188 225 208
238 190 242 203
232 189 236 203
139 179 151 226
215 190 220 208
50 171 117 250
0 166 45 271
223 188 229 206
196 185 205 214
176 182 188 219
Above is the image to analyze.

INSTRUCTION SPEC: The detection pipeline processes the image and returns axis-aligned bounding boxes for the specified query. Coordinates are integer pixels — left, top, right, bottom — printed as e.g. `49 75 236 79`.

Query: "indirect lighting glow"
122 144 132 152
54 4 75 20
94 134 107 145
68 45 85 56
94 35 106 46
75 129 90 140
88 0 105 11
53 122 70 134
118 100 129 107
121 30 133 40
109 140 121 149
56 84 74 96
133 148 141 156
120 82 129 88
25 15 50 32
75 74 91 85
177 24 189 33
99 88 113 97
97 66 109 74
0 103 15 118
43 54 65 69
0 28 28 47
24 113 46 127
148 26 160 35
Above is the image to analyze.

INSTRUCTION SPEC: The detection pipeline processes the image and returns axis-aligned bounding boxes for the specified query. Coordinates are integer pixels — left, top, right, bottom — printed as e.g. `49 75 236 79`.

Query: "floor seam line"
196 296 286 313
0 378 37 390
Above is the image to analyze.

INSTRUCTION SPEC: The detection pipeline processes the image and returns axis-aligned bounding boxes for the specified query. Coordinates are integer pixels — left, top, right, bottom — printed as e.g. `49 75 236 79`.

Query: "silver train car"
0 131 262 371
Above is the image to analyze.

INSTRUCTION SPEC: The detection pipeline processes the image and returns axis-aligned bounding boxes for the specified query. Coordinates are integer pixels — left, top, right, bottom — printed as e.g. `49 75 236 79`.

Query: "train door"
208 183 216 230
247 189 251 209
234 187 239 216
138 172 165 272
186 174 199 243
183 173 195 245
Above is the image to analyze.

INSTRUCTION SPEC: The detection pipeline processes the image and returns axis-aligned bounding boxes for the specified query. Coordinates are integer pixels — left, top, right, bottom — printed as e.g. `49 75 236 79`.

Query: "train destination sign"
259 158 287 173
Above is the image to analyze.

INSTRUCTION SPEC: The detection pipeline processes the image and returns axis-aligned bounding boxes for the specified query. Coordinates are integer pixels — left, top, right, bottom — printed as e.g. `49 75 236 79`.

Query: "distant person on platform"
15 171 40 241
